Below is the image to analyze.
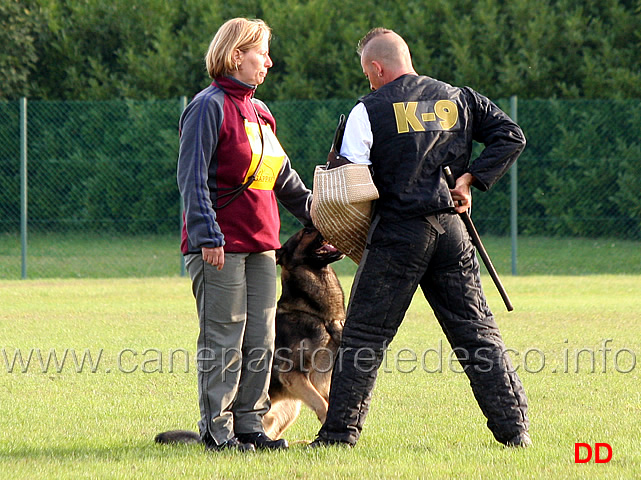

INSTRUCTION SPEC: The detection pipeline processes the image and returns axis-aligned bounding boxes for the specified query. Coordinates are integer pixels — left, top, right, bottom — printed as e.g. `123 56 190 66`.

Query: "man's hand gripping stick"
444 166 514 312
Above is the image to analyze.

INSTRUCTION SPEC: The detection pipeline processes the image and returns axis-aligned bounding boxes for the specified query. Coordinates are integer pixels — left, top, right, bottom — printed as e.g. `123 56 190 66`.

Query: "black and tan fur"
155 227 345 445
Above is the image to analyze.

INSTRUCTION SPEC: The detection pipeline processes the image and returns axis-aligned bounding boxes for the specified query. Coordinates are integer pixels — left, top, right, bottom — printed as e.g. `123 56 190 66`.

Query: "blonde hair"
205 18 272 79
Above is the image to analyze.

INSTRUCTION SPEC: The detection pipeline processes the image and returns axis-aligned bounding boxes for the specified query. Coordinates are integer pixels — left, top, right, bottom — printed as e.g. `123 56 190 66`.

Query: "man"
311 28 530 448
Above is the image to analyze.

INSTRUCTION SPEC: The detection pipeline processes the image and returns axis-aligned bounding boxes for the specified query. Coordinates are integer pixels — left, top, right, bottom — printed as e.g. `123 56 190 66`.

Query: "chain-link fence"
1 97 640 278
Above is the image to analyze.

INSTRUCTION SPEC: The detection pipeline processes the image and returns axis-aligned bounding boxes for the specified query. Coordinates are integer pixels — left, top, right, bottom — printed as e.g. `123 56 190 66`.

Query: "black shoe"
205 436 256 452
236 432 288 450
307 436 353 449
504 432 532 448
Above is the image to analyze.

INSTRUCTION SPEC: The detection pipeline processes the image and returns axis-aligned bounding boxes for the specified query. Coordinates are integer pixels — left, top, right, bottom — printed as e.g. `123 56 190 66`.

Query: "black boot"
236 432 288 450
205 436 256 452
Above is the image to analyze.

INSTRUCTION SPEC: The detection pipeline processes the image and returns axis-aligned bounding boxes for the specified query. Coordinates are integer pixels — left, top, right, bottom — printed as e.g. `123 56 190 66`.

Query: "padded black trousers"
317 213 529 445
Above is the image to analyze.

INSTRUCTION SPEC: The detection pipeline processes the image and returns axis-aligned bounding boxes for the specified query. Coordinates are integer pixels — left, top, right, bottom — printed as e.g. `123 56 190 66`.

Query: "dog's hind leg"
280 372 329 424
263 399 302 440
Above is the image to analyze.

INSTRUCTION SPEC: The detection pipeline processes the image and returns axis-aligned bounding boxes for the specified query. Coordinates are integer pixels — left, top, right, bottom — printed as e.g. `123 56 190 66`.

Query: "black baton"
330 114 346 153
443 166 514 312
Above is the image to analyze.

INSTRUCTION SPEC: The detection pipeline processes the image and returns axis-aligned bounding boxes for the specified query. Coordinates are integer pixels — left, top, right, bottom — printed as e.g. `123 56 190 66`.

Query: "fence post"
20 97 28 279
180 96 188 277
510 95 518 276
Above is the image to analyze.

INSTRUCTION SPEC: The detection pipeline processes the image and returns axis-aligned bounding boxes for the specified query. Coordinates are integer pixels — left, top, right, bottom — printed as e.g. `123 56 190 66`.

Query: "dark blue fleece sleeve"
177 88 225 249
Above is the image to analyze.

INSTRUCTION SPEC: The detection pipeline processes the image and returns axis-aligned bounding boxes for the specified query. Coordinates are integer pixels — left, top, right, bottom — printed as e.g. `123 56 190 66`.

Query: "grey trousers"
185 251 277 445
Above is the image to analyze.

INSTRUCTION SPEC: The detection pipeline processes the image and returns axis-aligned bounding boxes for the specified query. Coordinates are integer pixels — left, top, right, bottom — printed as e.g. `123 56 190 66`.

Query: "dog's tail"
155 430 202 445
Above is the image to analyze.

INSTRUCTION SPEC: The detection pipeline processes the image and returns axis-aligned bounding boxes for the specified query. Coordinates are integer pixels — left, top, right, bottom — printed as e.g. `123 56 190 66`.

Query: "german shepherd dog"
155 227 345 445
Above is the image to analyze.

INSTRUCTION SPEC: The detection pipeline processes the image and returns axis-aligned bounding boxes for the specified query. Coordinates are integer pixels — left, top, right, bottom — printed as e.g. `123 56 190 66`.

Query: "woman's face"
233 36 273 86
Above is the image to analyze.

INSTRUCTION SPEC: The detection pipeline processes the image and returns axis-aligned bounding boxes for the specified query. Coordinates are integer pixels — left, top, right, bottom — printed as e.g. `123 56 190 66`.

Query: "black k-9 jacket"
359 74 526 221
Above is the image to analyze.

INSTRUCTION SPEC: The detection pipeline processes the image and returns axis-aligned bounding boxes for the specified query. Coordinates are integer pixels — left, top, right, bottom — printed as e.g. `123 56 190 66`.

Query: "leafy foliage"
3 0 641 101
0 0 40 99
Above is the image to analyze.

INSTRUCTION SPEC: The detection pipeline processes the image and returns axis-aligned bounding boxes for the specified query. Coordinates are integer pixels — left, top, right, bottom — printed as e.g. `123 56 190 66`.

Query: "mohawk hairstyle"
357 27 394 55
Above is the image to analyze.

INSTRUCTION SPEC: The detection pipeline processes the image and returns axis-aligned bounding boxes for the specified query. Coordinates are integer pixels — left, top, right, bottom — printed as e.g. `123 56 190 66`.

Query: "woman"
177 18 313 452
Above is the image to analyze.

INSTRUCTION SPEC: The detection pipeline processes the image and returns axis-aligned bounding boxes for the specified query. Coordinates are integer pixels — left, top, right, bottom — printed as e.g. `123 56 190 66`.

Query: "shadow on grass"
1 441 208 460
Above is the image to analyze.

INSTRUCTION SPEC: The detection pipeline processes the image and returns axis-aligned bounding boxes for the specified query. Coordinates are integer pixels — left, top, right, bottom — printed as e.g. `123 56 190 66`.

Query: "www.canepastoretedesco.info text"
1 339 637 375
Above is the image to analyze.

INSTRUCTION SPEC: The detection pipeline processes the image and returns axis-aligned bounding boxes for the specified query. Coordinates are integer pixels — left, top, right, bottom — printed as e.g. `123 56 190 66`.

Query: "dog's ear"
275 246 284 266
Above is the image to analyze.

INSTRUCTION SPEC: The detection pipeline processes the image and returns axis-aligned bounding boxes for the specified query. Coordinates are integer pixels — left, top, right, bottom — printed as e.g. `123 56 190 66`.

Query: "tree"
10 0 641 101
0 0 39 99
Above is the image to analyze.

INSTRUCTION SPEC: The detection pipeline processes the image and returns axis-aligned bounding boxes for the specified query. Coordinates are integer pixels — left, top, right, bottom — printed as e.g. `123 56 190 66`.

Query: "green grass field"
1 234 640 478
1 232 641 278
